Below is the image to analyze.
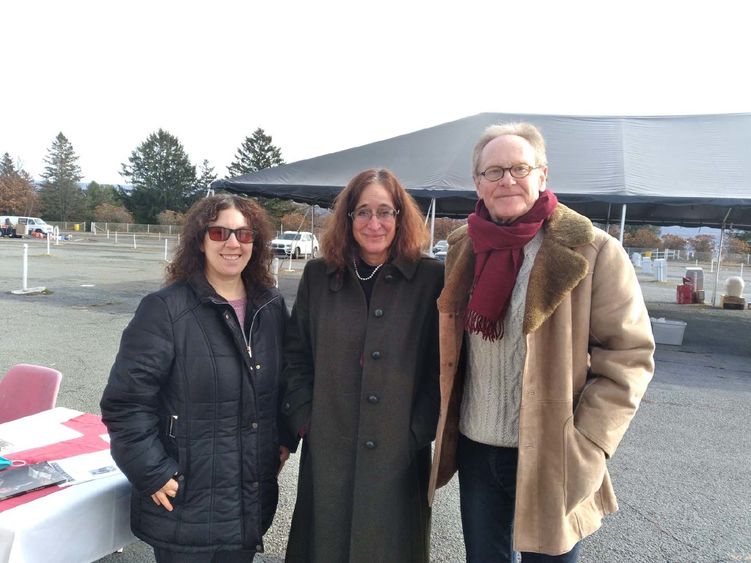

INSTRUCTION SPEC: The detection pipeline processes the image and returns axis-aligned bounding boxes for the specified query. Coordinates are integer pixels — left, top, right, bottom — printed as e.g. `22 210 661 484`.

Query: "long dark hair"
166 194 275 289
321 169 428 269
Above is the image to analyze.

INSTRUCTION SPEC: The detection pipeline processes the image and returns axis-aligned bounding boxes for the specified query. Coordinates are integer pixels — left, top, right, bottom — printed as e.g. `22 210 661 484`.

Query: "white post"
21 243 29 291
133 234 137 249
618 204 627 245
741 263 744 278
54 226 60 246
164 239 168 261
710 259 714 273
177 234 180 246
271 257 280 288
107 229 110 240
46 234 51 256
115 231 118 244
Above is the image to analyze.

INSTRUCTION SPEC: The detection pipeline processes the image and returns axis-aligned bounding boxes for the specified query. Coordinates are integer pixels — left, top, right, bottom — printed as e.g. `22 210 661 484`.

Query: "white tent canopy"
214 112 751 228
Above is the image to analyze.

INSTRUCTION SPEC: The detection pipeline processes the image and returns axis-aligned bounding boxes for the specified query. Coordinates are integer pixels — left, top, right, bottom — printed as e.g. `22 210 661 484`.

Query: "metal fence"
48 221 183 236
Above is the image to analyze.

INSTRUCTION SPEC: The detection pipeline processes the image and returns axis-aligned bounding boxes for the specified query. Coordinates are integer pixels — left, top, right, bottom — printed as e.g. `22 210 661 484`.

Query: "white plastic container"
650 318 687 346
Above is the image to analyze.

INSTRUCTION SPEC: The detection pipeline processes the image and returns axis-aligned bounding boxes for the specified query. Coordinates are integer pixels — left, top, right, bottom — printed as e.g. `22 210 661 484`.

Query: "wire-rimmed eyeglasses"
348 208 400 224
479 164 540 182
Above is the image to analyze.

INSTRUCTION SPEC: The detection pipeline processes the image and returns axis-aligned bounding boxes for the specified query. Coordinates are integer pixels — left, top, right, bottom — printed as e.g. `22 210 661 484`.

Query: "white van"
0 216 55 237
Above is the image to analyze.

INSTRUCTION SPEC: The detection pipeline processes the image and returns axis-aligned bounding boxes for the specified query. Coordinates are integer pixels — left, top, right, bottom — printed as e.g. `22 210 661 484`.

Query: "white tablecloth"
0 408 136 563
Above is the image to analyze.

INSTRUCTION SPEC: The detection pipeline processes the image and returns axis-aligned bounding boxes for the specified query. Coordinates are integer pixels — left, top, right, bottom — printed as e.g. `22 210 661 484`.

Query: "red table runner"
0 413 112 512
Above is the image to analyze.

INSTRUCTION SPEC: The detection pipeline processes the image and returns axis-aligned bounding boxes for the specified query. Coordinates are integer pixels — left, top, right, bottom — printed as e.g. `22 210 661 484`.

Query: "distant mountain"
661 226 721 241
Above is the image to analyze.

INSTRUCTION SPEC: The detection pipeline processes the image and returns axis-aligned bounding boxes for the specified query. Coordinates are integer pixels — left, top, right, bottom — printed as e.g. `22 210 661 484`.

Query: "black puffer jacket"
101 274 288 554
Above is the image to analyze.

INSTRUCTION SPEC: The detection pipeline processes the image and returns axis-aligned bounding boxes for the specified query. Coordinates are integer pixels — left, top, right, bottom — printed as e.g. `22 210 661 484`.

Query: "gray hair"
472 122 548 176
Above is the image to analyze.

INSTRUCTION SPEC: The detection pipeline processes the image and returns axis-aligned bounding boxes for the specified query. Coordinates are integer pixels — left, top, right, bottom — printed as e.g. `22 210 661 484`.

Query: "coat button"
384 274 394 282
374 309 383 317
251 421 258 429
252 481 259 488
371 351 381 360
364 440 377 449
367 394 379 404
256 544 262 552
255 364 261 369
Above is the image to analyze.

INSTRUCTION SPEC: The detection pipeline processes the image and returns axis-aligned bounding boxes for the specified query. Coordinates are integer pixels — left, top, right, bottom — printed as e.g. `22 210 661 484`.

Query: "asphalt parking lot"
1 235 749 562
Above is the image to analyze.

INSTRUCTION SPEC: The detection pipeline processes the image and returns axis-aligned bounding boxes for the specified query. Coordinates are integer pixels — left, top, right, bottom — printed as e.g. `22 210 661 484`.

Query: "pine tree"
195 159 218 196
121 129 197 223
227 128 285 177
39 133 85 221
226 128 296 220
0 153 38 215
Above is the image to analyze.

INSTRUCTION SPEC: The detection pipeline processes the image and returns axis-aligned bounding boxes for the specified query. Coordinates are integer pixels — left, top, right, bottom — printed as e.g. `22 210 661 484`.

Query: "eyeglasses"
205 226 254 244
479 164 540 182
348 208 400 224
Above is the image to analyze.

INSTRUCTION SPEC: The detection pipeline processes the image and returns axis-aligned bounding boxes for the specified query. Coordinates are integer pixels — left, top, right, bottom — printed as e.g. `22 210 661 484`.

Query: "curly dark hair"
166 194 275 289
321 168 429 269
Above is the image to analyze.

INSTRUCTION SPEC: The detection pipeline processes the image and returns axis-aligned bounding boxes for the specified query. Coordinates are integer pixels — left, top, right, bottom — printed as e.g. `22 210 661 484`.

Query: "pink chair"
0 363 63 424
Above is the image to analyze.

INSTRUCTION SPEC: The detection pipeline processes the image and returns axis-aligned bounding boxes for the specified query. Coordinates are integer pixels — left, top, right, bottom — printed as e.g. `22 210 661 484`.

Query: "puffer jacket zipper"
243 293 279 553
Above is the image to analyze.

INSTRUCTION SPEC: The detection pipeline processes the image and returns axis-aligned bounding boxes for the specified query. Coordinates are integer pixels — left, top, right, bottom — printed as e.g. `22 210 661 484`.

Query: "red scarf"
465 190 558 340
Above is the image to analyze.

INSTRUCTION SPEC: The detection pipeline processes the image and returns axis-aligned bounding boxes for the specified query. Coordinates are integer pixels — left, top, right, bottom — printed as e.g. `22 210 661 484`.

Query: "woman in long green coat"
281 168 444 563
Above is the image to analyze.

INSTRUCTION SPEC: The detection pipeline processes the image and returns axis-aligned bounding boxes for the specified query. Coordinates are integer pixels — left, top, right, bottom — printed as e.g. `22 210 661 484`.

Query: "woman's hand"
151 477 179 512
278 446 290 476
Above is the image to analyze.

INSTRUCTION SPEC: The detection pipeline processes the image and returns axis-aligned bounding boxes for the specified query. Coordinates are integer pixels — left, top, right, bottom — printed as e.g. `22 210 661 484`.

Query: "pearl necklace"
353 258 384 281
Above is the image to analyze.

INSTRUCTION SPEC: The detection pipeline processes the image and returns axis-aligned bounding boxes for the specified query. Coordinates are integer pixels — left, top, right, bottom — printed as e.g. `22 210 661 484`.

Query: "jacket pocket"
563 416 606 514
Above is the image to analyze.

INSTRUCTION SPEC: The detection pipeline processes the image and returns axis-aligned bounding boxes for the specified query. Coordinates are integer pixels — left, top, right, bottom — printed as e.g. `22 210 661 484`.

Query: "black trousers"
153 547 255 563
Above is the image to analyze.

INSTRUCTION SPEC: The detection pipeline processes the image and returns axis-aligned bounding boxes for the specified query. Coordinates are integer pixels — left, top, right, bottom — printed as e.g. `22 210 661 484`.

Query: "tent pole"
712 209 733 307
619 204 627 245
429 198 436 255
606 203 612 231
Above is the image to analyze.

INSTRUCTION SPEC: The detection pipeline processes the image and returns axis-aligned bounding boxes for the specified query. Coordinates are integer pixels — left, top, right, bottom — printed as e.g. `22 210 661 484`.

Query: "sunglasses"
205 226 255 244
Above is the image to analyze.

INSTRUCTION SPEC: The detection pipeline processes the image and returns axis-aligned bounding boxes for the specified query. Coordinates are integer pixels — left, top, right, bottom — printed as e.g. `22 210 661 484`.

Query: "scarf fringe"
465 309 504 341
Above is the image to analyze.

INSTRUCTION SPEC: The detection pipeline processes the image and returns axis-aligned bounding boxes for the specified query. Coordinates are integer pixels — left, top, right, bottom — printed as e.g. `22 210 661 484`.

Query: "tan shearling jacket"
428 204 655 555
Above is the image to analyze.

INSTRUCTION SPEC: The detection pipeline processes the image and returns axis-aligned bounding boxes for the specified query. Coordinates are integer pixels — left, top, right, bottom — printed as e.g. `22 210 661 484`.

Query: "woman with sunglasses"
282 169 444 562
101 194 290 562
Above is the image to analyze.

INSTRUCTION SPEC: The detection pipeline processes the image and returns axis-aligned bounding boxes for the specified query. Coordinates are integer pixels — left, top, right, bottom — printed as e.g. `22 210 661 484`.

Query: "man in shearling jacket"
428 122 655 562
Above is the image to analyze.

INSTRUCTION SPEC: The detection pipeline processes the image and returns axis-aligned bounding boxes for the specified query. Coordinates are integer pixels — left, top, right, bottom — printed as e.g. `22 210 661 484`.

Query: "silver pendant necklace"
353 258 384 281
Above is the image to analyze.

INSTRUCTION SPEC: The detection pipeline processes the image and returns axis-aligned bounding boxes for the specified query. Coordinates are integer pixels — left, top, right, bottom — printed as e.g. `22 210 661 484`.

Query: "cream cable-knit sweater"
459 231 543 447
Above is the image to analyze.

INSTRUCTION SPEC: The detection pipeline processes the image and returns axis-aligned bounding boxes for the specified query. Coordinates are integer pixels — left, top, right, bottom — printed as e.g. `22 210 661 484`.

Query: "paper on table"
51 450 122 486
0 412 84 455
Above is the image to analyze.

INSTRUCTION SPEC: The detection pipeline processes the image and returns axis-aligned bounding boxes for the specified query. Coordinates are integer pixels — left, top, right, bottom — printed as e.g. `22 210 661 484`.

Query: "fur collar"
438 203 595 334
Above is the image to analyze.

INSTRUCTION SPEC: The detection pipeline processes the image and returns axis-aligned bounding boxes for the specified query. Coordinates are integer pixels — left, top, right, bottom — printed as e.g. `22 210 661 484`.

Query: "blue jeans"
457 434 581 563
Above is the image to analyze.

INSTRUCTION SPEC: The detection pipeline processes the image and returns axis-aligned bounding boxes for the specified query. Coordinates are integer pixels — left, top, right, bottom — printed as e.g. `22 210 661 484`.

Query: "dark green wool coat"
282 256 444 563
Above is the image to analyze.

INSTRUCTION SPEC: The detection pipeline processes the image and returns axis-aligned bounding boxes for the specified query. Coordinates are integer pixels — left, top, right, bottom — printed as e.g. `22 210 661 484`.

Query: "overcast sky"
2 1 749 185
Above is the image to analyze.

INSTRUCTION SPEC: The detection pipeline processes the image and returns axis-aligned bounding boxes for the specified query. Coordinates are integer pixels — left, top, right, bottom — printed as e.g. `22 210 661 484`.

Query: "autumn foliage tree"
661 234 688 250
433 217 466 240
157 210 186 225
689 234 715 254
0 153 38 215
725 234 750 256
623 226 661 248
281 212 308 232
94 203 134 223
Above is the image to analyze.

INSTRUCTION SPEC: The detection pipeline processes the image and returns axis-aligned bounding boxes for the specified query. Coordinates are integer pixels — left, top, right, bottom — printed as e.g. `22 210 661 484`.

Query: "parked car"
432 239 448 254
270 231 319 258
